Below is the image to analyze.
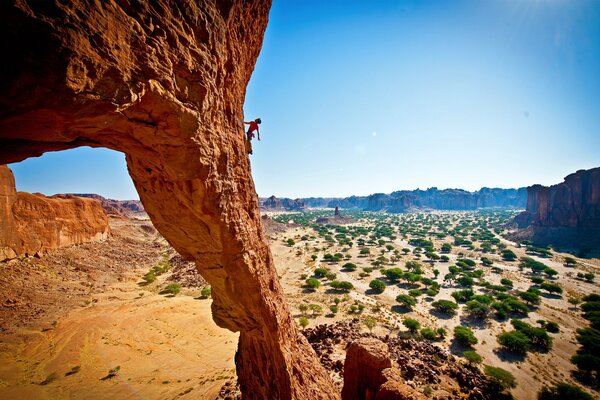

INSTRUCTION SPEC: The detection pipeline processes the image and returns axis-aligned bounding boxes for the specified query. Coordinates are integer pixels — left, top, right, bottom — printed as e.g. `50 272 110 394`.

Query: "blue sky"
10 0 600 199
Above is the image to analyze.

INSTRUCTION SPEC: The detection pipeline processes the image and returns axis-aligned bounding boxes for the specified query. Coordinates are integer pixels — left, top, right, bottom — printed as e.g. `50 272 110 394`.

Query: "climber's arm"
257 127 260 141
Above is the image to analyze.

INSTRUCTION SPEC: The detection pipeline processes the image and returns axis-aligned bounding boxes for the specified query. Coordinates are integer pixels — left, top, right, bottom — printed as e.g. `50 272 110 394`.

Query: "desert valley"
0 1 599 399
1 164 598 400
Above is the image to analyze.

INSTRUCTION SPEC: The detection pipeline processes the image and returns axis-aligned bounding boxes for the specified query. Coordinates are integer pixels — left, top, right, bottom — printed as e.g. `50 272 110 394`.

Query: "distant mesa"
260 195 305 211
72 193 146 219
1 165 111 261
260 187 526 212
510 167 600 256
316 206 354 225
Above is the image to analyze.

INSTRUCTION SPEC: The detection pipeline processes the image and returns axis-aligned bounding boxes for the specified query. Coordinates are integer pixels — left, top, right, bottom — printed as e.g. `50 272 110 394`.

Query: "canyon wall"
0 1 337 398
513 168 600 255
261 187 526 212
0 165 110 260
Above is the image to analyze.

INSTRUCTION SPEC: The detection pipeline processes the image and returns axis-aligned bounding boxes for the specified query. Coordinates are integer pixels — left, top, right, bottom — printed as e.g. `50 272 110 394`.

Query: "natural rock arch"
0 1 337 398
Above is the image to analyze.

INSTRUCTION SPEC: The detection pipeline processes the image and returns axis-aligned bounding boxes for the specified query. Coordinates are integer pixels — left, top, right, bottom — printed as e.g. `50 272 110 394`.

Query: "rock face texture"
341 338 425 400
0 1 336 398
0 165 110 260
72 193 146 218
512 168 600 255
262 187 526 212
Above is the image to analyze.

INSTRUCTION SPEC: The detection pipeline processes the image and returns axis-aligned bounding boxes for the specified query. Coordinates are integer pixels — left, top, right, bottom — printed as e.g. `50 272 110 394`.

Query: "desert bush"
330 280 354 291
299 317 309 329
200 287 211 299
403 318 420 332
363 317 377 333
538 383 593 400
305 278 320 289
369 279 386 293
497 330 530 353
432 299 458 315
484 365 517 390
342 262 357 271
463 350 482 365
454 326 478 346
314 268 328 278
420 328 438 341
540 282 563 294
396 294 416 309
163 283 181 296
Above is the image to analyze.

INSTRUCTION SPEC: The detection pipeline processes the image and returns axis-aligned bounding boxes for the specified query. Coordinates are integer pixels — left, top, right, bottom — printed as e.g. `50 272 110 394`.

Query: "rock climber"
244 118 261 155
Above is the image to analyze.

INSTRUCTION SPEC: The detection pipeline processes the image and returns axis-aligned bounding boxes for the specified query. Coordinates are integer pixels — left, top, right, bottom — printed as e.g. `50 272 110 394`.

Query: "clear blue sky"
10 0 600 199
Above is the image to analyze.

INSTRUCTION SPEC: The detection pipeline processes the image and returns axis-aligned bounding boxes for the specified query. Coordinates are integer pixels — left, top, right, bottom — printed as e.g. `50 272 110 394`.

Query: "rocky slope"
0 1 336 398
304 320 499 400
512 167 600 255
261 187 526 212
72 193 146 218
0 165 110 261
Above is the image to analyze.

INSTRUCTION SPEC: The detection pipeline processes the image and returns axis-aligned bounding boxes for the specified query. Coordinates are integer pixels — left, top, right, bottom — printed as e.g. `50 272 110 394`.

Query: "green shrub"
463 350 482 365
540 282 563 294
420 328 438 340
454 326 478 346
403 318 420 332
305 278 320 289
396 294 416 309
497 330 530 353
163 283 181 296
432 300 458 315
330 280 354 291
538 383 593 400
200 287 211 299
342 262 357 271
314 268 328 278
299 317 309 329
369 279 386 293
484 365 517 390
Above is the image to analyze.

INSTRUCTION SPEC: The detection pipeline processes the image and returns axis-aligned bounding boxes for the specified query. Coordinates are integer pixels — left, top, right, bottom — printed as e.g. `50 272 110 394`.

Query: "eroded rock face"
513 168 600 254
0 165 111 260
0 1 336 398
515 168 600 228
341 338 426 400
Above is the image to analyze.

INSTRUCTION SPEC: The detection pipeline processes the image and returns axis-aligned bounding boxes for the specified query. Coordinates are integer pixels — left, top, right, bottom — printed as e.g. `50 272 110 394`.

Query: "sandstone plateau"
0 1 336 398
513 167 600 255
71 193 146 218
0 165 110 261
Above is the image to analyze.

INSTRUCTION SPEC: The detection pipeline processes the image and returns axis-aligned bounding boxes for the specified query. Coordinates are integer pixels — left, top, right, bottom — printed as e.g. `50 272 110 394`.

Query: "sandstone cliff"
0 1 337 398
512 168 600 255
72 193 146 218
0 165 111 260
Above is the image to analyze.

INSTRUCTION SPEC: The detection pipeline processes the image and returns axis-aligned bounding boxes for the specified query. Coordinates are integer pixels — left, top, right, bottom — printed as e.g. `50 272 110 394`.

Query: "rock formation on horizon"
0 1 337 398
261 195 306 211
261 187 526 212
72 193 146 218
1 165 111 261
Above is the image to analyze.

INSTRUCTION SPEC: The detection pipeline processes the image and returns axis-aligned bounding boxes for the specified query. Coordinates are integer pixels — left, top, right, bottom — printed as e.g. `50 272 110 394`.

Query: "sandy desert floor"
0 220 237 400
0 210 598 400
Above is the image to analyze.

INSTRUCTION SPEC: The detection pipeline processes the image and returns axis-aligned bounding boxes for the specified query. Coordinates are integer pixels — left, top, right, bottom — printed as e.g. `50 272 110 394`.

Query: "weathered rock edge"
0 165 111 260
0 1 337 399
